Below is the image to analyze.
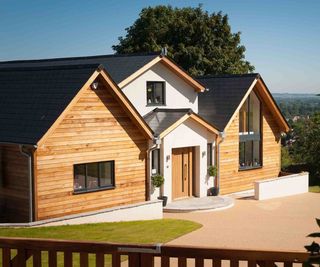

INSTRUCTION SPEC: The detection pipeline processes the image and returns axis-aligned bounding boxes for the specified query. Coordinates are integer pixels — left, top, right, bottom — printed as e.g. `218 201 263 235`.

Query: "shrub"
208 166 217 177
151 174 164 188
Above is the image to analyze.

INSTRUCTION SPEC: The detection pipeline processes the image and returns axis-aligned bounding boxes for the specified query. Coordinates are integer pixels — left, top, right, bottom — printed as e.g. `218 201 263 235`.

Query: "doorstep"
163 196 234 213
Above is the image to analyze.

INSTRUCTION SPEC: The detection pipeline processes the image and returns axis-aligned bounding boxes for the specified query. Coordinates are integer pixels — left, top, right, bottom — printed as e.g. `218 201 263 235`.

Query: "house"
197 74 290 195
0 53 289 223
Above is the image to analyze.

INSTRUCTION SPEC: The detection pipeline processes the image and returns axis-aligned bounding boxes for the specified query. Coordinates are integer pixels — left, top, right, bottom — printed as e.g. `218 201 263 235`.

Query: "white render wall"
121 62 198 116
254 172 309 200
150 118 216 203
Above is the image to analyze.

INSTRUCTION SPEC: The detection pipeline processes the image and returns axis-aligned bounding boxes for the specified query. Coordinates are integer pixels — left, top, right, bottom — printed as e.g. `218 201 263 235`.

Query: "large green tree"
113 5 254 76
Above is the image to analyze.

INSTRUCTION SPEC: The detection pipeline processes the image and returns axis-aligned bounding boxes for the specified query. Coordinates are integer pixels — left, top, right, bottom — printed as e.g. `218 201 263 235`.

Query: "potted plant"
151 174 167 206
207 166 219 196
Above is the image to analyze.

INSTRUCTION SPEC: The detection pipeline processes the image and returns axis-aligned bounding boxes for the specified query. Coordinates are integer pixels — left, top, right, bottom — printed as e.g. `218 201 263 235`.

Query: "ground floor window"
239 140 261 170
74 161 115 192
151 149 160 175
207 143 213 167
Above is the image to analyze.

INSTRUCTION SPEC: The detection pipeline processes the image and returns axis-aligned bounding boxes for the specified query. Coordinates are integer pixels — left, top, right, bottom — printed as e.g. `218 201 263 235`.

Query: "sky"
0 0 319 93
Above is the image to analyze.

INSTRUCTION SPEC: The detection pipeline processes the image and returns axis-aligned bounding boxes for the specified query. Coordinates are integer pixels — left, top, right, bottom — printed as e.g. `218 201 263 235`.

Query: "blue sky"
0 0 319 93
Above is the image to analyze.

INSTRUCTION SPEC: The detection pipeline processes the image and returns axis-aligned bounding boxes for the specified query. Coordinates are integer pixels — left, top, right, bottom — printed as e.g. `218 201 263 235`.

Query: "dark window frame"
73 160 115 194
207 143 213 167
146 81 166 106
151 149 161 175
239 91 263 171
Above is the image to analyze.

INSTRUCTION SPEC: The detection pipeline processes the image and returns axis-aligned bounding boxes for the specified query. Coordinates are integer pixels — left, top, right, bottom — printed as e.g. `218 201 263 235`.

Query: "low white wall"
0 200 163 227
254 172 309 200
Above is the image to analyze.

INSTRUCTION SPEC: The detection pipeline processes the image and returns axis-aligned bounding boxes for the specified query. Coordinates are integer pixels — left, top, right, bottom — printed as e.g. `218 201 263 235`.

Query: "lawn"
309 186 320 193
0 219 201 266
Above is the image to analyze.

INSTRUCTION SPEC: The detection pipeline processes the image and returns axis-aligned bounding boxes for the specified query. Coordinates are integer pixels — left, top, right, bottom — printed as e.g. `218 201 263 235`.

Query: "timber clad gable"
219 94 281 195
36 80 148 220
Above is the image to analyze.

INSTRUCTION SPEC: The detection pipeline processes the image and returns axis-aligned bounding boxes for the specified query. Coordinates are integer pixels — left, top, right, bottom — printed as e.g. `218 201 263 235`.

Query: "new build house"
0 53 289 223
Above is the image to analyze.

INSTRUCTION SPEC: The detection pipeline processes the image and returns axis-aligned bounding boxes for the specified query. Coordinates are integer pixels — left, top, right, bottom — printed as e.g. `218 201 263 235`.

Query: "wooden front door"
172 147 194 200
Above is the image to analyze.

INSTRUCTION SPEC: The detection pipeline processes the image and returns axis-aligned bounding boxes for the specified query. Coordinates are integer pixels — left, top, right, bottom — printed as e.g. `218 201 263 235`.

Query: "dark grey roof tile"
0 64 98 144
143 108 192 136
197 74 259 131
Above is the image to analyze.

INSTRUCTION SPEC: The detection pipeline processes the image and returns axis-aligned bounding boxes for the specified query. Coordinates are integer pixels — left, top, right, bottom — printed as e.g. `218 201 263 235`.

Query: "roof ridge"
0 63 101 72
0 52 160 65
196 73 260 79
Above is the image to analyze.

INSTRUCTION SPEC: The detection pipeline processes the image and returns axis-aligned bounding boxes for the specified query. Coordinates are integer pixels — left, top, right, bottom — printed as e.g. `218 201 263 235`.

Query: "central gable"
121 61 199 117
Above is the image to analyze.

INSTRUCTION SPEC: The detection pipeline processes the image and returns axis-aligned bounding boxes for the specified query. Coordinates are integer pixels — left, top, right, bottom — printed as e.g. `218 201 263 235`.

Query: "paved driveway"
164 193 320 252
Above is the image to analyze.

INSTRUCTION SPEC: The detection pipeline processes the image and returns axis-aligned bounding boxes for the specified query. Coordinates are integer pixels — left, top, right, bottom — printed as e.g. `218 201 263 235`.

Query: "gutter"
19 144 37 222
146 137 161 201
216 131 226 195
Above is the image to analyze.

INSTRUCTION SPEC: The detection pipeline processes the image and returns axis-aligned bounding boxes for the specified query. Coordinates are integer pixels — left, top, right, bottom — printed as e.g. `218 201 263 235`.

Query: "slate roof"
143 108 192 136
197 74 259 131
0 53 159 84
0 64 99 145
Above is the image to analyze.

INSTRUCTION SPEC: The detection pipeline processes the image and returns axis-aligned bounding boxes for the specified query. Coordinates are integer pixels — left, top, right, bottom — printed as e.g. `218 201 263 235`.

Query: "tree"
290 113 320 184
304 112 320 183
113 5 254 76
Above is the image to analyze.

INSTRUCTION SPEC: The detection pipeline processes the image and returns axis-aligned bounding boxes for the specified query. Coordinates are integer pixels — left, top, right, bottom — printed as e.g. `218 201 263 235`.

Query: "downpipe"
19 144 36 222
146 137 161 201
216 131 226 195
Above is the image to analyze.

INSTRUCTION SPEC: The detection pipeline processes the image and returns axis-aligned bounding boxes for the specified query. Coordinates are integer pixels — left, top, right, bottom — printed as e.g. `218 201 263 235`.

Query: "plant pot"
158 196 168 207
210 187 219 196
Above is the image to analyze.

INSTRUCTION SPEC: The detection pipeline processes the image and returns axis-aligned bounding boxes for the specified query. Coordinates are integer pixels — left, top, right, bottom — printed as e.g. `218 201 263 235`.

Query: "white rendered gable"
121 62 198 116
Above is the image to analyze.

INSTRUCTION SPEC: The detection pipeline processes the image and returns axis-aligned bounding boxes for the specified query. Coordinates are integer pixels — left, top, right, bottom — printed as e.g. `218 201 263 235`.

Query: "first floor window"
147 81 165 105
151 149 160 175
74 161 115 192
239 141 261 169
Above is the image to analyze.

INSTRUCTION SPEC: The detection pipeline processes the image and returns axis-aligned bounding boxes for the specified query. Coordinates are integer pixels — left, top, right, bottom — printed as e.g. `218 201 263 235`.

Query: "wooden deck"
0 237 309 267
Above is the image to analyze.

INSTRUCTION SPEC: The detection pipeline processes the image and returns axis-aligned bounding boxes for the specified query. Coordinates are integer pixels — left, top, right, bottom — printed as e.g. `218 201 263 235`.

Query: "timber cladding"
0 144 30 222
35 82 148 220
219 104 281 195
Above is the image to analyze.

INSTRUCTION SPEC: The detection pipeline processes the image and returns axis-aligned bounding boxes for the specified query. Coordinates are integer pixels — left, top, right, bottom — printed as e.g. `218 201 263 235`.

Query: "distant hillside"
273 93 319 99
273 93 320 119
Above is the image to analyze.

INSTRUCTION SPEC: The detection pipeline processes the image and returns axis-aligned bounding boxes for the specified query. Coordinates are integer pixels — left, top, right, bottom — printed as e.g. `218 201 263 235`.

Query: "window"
207 143 213 167
146 82 165 105
151 149 160 175
74 161 115 193
239 91 261 170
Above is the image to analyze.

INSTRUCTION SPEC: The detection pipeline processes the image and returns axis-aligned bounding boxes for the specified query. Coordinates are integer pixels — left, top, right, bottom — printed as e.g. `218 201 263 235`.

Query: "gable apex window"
239 91 262 170
146 81 165 106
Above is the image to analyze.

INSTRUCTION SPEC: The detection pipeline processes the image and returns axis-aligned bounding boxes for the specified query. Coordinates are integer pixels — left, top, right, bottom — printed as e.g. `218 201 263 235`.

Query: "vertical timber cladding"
35 82 148 220
219 98 281 195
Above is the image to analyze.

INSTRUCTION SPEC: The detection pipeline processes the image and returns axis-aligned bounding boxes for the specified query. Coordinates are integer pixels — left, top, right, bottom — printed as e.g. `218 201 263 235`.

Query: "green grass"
0 219 201 266
309 186 320 193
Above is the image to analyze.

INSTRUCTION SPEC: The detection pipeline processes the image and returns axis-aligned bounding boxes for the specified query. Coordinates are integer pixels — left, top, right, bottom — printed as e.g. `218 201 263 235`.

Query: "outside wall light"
91 81 99 90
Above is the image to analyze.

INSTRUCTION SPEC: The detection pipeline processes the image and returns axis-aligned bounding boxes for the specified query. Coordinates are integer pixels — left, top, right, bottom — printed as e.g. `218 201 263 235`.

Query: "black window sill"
73 186 115 195
146 103 166 107
239 166 262 171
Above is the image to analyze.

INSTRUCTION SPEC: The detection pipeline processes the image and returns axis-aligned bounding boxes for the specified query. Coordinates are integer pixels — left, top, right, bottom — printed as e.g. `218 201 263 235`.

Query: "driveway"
164 192 320 252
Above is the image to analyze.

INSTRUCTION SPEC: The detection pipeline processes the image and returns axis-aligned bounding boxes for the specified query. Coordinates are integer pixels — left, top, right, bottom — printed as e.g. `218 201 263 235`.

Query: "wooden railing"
0 237 309 267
